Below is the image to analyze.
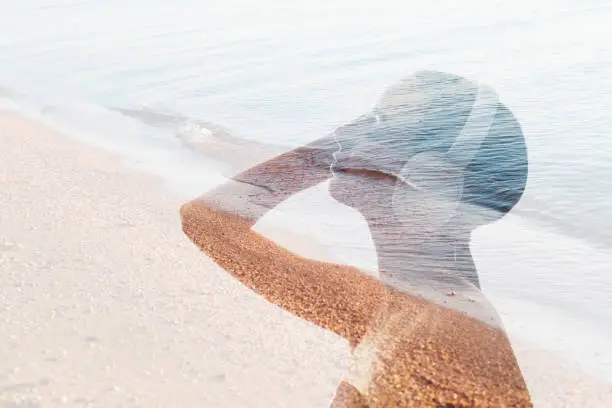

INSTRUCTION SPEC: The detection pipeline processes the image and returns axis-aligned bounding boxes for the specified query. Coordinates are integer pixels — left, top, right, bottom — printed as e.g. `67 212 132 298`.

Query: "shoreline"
1 112 611 406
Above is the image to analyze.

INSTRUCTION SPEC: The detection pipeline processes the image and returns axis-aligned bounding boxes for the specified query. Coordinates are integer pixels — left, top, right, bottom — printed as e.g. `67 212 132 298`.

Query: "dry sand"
0 113 348 407
1 112 611 407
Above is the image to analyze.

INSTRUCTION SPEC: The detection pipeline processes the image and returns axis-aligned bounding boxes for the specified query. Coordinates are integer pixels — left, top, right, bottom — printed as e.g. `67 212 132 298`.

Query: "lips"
333 153 401 180
332 161 401 185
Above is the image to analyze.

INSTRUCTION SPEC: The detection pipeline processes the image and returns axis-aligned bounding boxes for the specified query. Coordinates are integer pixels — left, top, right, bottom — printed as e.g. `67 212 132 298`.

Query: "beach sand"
1 112 611 407
0 113 348 407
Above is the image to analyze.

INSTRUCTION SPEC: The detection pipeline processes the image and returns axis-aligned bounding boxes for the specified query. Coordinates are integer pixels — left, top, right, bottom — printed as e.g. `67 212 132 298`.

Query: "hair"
374 70 528 217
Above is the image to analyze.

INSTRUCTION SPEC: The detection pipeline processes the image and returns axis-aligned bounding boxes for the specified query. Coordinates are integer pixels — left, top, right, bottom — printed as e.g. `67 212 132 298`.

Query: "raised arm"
189 135 338 226
180 138 385 347
180 201 384 347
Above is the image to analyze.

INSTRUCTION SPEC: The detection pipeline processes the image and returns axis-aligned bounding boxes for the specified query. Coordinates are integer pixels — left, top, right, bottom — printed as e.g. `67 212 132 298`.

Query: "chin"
328 174 362 209
328 175 348 205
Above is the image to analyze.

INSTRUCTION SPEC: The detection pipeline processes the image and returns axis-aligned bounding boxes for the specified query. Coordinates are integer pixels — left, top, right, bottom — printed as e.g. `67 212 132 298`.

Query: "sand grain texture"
0 113 348 407
2 113 612 407
181 203 533 407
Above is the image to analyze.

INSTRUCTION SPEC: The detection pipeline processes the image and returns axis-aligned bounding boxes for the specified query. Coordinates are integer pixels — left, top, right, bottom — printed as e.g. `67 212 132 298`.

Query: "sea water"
2 0 612 383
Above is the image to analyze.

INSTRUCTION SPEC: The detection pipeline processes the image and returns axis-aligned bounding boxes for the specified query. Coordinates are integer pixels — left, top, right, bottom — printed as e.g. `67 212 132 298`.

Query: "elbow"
179 200 203 244
179 200 194 224
179 199 223 248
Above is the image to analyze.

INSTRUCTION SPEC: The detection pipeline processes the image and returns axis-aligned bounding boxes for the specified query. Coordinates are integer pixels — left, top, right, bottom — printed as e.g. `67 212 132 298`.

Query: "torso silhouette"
180 70 533 407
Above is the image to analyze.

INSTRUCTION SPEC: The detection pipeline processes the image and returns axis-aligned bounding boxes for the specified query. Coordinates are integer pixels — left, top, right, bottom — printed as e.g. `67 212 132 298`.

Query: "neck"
367 221 480 291
366 222 500 327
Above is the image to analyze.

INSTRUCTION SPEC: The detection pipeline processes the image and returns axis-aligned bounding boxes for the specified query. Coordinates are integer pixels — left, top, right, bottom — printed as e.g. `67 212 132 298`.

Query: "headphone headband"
444 83 499 169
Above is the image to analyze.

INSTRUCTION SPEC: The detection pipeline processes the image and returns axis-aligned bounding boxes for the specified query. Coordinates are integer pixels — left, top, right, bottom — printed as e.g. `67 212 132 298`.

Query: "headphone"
391 82 499 228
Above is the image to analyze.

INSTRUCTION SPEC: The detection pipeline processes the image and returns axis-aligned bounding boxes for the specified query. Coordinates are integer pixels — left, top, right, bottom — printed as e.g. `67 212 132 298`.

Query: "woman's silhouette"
180 70 533 407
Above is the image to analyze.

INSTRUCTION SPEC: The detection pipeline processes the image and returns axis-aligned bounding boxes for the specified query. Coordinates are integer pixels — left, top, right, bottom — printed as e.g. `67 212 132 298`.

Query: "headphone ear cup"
392 152 464 230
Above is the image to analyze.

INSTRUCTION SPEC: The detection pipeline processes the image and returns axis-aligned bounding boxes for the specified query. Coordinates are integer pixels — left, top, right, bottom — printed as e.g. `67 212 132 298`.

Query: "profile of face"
328 70 528 234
